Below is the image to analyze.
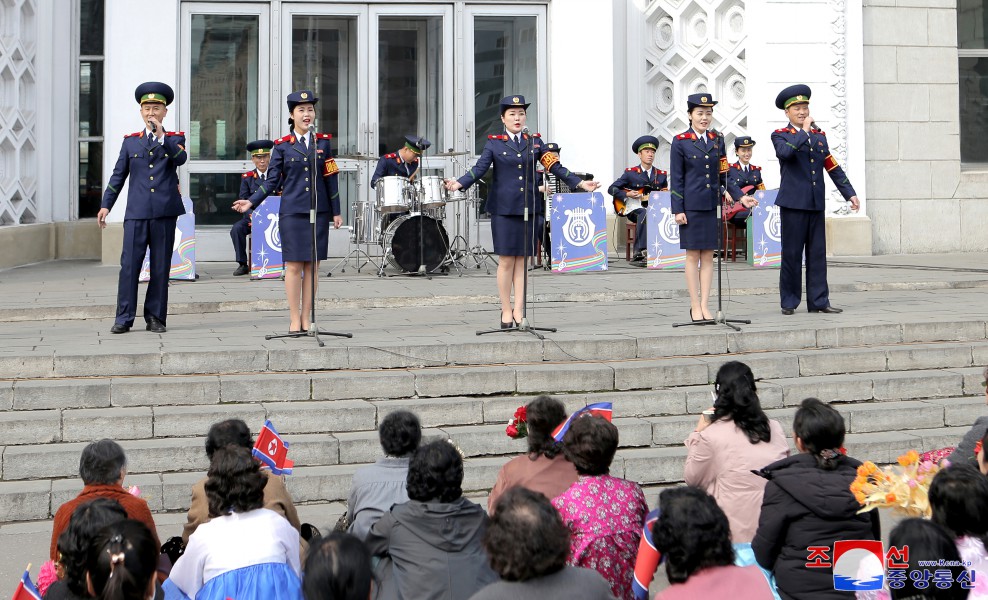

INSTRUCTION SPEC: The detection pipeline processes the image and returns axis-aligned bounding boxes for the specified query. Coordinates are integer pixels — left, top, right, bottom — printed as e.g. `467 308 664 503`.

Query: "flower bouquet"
506 405 528 439
850 450 940 518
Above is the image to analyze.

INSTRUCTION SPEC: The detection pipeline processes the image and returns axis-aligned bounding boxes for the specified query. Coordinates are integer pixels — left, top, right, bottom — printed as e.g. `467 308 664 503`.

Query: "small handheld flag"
551 402 613 442
12 566 42 600
252 420 294 475
632 508 663 600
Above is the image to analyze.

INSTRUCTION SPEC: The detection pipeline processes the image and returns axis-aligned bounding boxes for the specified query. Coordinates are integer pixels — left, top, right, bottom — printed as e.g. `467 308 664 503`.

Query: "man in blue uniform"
772 84 859 315
370 135 430 188
231 140 276 276
725 136 763 227
608 135 668 266
98 82 187 334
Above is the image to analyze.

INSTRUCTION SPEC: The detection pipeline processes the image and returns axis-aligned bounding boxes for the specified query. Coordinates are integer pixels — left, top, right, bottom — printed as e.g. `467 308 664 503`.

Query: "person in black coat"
752 398 880 600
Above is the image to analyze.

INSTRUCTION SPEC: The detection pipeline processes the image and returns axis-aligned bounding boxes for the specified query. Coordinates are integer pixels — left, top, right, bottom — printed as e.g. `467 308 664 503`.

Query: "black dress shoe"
500 321 513 329
809 305 843 314
233 264 249 276
146 317 167 333
781 308 795 316
110 323 130 334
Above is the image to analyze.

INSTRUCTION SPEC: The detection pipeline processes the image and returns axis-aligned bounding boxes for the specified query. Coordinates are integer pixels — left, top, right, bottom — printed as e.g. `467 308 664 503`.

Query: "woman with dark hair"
487 396 579 514
86 520 159 600
653 487 774 599
469 487 615 600
551 416 648 600
929 465 988 598
348 410 422 539
684 361 789 544
366 440 497 600
302 532 373 600
164 446 302 600
753 398 880 600
47 499 129 600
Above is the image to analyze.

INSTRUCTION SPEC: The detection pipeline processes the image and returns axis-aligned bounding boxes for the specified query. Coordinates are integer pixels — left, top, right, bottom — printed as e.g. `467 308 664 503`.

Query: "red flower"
514 406 527 422
839 446 847 456
506 423 519 438
976 440 983 458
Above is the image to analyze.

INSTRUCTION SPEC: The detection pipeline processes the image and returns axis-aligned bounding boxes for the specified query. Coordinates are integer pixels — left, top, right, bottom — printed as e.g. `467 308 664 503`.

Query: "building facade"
0 0 981 268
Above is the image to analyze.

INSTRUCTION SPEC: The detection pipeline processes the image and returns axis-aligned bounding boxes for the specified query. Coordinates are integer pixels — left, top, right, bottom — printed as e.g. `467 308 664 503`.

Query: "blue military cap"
734 136 756 149
544 142 561 153
246 140 274 156
686 93 717 110
134 82 174 106
775 84 812 109
499 95 531 114
287 90 318 112
404 135 432 154
632 135 659 154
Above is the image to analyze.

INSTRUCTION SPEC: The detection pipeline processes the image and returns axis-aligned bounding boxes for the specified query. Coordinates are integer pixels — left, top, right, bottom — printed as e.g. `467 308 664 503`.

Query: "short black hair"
929 464 988 548
86 520 159 600
406 440 463 503
562 415 618 476
205 445 266 517
379 410 422 457
205 419 254 459
713 361 771 444
792 398 846 470
303 532 373 600
888 519 970 600
79 439 127 485
485 487 570 581
653 486 735 584
525 396 567 459
57 498 128 597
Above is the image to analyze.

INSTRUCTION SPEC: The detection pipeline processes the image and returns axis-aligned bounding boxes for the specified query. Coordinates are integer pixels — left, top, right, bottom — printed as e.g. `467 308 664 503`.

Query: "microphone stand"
478 130 555 339
267 125 352 346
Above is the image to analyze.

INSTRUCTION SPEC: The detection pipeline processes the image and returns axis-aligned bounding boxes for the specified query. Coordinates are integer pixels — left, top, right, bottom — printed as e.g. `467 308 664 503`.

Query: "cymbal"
336 153 378 161
432 150 469 157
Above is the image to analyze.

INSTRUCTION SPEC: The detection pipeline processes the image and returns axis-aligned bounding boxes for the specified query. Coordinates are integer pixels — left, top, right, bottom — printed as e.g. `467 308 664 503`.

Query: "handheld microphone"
810 121 820 131
149 121 157 134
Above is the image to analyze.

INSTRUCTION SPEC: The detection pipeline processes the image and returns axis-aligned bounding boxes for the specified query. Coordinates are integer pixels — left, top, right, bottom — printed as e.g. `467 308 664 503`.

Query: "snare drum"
376 176 413 213
418 176 448 209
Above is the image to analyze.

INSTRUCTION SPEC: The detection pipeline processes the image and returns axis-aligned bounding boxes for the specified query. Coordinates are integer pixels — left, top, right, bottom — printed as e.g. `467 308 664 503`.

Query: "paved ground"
0 253 984 587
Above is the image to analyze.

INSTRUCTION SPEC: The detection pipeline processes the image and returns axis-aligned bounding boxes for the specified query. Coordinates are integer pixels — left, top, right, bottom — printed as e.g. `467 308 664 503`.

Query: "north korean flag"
12 569 42 600
551 402 613 442
252 420 294 475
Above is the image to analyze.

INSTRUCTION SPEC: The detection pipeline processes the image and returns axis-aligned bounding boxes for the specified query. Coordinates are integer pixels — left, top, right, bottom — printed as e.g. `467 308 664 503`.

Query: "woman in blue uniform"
444 95 599 328
233 90 342 333
669 93 729 322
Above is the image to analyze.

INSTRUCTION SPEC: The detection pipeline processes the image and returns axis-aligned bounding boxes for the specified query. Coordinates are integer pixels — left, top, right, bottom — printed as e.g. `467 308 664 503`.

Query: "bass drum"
382 214 450 273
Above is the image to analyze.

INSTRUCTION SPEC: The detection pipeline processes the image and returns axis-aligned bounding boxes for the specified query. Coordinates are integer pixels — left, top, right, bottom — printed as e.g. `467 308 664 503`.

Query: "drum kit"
331 150 498 277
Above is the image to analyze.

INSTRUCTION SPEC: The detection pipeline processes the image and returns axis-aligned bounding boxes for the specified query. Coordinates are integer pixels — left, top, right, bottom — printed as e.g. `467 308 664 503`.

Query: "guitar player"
608 135 668 266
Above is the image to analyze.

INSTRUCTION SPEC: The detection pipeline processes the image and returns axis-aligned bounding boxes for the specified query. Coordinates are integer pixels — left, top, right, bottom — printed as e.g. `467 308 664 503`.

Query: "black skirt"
678 208 718 250
491 213 544 257
280 213 329 262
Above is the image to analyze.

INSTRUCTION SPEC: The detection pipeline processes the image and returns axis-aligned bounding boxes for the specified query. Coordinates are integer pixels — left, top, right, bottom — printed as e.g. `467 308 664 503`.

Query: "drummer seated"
372 135 432 229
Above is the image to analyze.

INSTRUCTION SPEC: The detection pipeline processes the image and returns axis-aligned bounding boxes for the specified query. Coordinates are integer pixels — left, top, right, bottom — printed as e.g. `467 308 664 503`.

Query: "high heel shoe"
500 320 513 329
690 308 701 322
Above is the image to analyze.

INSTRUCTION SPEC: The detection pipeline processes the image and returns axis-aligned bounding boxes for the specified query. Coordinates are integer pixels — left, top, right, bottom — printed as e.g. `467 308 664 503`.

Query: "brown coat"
487 453 579 515
50 484 160 561
182 471 301 544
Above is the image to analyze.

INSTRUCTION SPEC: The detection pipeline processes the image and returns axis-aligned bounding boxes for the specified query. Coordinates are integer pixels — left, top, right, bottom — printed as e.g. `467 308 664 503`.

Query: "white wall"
102 0 181 223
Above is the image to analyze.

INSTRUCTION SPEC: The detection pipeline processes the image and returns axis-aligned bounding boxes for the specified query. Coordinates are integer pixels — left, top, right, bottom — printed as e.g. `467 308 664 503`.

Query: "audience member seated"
929 465 988 598
684 361 789 545
652 486 775 600
752 398 880 600
85 520 160 600
366 440 497 600
51 440 160 561
946 365 988 467
469 486 616 600
302 532 373 600
183 419 301 544
487 396 579 515
164 446 302 600
857 518 970 600
552 416 648 600
347 410 422 539
47 499 129 600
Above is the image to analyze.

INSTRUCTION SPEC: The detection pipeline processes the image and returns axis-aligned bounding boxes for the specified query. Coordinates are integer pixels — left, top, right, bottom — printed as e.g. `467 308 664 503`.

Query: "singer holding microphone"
444 95 600 328
232 90 343 333
772 84 859 315
670 93 729 322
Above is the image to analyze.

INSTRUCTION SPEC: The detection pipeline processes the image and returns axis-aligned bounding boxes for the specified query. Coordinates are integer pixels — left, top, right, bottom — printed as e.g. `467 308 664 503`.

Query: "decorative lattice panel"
642 0 746 169
0 0 38 226
827 0 852 215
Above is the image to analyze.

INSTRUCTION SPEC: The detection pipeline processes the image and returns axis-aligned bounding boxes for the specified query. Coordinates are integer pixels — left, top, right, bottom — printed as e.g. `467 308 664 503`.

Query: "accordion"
544 172 592 214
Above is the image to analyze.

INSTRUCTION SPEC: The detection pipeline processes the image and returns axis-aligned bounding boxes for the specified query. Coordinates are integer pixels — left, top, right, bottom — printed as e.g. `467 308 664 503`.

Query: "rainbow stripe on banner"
551 402 613 441
645 191 686 270
549 192 608 272
140 197 196 282
251 196 285 279
747 189 782 269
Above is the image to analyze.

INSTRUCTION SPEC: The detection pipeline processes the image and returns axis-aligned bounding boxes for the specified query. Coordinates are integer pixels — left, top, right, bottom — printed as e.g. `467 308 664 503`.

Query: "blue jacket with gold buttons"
371 152 418 188
248 132 340 216
101 130 187 219
669 129 728 215
771 125 856 211
456 133 583 216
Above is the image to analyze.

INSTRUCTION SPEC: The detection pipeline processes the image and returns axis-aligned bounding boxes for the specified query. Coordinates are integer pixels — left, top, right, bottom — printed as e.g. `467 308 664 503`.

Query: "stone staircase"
1 318 985 524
